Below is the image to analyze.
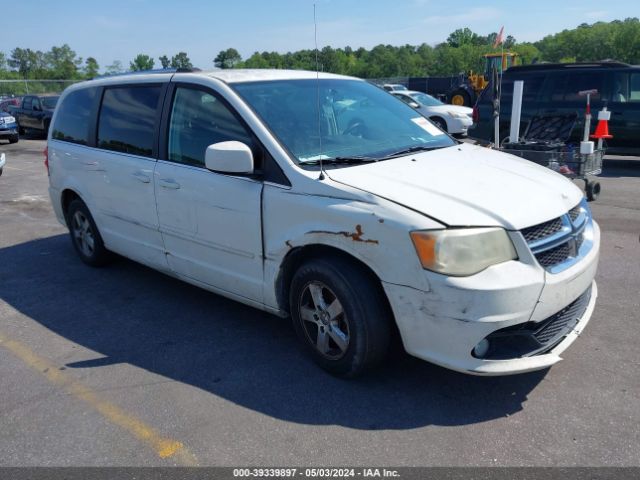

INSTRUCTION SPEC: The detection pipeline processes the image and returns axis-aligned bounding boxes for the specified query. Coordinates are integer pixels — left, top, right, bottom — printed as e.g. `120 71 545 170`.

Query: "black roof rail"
509 61 631 72
92 67 201 80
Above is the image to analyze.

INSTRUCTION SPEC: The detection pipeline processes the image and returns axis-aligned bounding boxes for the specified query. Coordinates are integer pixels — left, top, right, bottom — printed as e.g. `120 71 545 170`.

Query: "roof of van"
507 61 633 72
91 68 356 84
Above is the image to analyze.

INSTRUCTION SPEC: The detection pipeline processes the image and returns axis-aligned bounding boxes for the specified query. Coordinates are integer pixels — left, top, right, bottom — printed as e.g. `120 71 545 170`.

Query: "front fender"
261 183 442 310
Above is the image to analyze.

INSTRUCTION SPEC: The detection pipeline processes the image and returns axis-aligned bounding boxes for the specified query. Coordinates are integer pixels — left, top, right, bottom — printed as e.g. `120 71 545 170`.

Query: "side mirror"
204 141 254 174
408 102 420 109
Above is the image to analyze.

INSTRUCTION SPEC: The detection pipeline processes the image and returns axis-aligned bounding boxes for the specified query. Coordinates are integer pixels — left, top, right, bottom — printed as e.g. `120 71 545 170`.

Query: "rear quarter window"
52 88 97 145
97 85 162 158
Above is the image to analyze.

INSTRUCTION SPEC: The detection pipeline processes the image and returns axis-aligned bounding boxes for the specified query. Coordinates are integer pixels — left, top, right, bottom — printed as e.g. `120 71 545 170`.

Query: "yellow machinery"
449 52 518 106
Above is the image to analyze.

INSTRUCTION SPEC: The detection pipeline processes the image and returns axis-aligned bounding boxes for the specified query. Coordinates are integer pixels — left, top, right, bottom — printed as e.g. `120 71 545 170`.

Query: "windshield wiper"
377 145 444 160
299 156 378 166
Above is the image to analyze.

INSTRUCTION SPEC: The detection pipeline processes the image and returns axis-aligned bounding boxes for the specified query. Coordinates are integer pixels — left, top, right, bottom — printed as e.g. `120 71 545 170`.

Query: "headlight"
0 116 15 124
410 228 517 276
446 111 468 119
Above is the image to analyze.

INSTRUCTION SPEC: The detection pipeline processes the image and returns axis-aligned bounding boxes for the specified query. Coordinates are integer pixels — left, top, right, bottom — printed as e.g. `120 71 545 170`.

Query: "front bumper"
384 221 600 375
0 125 18 138
448 116 473 135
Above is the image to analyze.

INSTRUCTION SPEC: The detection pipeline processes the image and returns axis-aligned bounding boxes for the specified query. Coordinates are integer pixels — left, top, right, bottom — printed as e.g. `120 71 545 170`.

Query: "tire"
586 181 601 202
43 120 51 138
430 116 447 132
18 126 25 136
0 168 3 177
9 135 19 144
449 89 471 106
66 199 112 267
289 257 391 377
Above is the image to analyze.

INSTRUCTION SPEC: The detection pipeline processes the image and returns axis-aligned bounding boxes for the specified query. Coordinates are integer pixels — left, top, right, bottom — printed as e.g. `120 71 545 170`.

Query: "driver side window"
168 87 255 167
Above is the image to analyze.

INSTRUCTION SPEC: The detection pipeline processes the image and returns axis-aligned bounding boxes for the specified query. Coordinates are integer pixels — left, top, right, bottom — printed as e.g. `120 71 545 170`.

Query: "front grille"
569 205 582 222
521 217 564 243
533 286 592 345
477 286 593 360
536 242 573 267
520 200 591 272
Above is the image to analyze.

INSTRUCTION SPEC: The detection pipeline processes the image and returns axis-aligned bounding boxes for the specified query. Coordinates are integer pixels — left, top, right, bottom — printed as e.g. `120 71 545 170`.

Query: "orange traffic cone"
591 108 613 139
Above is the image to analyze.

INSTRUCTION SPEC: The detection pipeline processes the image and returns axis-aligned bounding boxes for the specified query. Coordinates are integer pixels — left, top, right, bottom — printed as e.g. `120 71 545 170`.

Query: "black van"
471 62 640 155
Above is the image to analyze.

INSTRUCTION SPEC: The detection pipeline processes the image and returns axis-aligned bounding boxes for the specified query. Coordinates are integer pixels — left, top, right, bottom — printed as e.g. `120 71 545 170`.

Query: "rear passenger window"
167 87 254 167
551 71 604 103
97 86 161 157
52 88 97 145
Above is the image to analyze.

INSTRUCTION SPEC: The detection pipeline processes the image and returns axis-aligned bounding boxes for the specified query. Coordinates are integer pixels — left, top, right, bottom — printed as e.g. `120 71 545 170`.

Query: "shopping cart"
501 147 604 201
499 113 604 201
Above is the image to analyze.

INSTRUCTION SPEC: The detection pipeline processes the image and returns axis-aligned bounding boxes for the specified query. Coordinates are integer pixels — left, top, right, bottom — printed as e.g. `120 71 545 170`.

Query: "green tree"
158 55 171 69
447 28 479 48
46 44 82 78
214 48 242 69
129 54 155 71
0 52 6 71
105 60 124 75
84 57 100 78
170 52 193 69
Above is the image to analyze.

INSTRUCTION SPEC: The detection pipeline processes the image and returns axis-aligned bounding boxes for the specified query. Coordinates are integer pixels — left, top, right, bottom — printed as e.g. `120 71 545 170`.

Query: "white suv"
47 69 600 377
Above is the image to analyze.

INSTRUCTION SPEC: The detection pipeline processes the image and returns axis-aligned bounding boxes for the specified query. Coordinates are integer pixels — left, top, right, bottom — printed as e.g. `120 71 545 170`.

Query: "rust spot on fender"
307 224 379 244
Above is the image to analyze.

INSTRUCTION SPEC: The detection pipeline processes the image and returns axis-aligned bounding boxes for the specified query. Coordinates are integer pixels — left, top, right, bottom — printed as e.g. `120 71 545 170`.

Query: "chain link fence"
0 79 81 97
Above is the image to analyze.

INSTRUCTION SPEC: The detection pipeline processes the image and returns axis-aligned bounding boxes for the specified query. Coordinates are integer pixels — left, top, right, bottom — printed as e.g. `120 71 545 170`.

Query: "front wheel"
430 116 448 132
289 258 391 377
9 135 19 144
66 199 112 267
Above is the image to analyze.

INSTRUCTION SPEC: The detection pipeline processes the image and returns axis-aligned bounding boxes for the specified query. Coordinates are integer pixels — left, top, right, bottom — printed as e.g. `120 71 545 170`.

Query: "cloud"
422 7 502 26
584 10 608 19
93 16 127 29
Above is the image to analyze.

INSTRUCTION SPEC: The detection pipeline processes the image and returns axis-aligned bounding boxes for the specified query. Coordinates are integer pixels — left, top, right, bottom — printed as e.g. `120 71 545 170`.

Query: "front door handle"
159 179 180 189
131 171 151 183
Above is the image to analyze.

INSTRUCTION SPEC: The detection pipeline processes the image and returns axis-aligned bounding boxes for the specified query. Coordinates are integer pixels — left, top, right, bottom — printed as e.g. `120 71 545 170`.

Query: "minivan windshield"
233 79 455 165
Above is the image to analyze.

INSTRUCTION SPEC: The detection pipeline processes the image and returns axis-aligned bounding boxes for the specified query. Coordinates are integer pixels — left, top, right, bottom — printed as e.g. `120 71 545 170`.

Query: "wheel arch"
275 243 392 318
429 115 449 132
60 188 84 225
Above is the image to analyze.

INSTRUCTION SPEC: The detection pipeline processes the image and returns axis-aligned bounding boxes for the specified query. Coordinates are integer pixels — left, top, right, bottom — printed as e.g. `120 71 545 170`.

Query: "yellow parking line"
0 331 198 465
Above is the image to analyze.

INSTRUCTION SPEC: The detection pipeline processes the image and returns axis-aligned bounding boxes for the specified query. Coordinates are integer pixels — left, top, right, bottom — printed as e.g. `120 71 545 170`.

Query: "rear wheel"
66 199 112 267
449 89 471 106
289 257 391 377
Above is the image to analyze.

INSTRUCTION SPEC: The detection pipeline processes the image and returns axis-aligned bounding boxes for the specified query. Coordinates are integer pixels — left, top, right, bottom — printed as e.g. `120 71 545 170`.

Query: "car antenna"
314 3 325 180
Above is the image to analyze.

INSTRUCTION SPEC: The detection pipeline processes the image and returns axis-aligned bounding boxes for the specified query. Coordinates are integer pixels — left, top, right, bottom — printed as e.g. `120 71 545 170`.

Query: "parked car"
0 111 19 144
383 83 407 92
391 90 473 135
472 61 640 155
10 94 59 136
47 70 599 377
0 97 21 113
0 152 5 176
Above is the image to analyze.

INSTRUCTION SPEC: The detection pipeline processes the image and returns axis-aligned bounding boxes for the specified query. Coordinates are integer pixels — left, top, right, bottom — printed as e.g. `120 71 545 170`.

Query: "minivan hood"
327 143 583 230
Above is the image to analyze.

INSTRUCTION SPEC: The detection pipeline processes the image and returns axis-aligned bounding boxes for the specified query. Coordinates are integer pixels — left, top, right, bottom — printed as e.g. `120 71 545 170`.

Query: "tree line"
0 18 637 83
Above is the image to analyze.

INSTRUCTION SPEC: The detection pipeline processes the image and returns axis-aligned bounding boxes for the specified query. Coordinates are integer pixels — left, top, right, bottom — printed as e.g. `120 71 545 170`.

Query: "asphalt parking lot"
0 138 639 467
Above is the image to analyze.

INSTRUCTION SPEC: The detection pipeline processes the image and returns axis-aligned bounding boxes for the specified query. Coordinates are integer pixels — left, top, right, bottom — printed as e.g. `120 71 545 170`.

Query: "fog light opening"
473 339 490 359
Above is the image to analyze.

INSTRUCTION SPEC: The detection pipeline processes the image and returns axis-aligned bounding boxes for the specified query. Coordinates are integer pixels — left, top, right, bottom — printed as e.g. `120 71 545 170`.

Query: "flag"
493 26 504 48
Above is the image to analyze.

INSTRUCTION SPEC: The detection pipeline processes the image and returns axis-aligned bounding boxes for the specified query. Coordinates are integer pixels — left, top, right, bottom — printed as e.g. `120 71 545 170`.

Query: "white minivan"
47 69 600 377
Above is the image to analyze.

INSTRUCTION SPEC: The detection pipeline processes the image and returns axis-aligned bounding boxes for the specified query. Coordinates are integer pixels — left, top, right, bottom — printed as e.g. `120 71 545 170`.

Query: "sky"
4 0 636 71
